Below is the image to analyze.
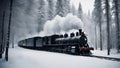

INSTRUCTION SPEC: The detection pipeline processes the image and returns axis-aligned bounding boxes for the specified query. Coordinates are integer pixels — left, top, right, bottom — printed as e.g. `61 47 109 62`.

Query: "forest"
0 0 120 60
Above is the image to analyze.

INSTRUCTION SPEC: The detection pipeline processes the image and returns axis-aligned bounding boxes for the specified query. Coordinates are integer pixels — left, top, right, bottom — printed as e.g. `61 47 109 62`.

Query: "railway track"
19 46 120 62
84 55 120 62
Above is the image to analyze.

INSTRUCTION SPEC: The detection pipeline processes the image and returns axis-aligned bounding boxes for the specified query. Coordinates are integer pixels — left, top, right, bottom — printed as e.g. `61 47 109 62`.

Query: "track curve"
85 55 120 62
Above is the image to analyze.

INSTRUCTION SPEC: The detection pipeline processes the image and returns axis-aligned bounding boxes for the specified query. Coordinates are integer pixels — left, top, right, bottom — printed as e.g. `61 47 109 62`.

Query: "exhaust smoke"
40 13 84 36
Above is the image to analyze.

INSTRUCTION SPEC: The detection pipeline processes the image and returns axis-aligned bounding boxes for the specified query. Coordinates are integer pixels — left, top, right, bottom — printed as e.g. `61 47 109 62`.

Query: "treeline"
92 0 120 54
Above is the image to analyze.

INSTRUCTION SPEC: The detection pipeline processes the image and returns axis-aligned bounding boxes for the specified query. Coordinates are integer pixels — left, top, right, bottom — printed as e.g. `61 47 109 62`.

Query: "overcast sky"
71 0 95 14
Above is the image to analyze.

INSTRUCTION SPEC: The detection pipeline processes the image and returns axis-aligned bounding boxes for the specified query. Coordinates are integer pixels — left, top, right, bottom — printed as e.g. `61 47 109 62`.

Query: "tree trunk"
12 32 14 48
105 0 110 55
98 0 102 51
95 24 97 50
0 9 5 59
1 11 5 58
5 0 13 61
5 47 8 61
114 0 120 52
99 21 102 50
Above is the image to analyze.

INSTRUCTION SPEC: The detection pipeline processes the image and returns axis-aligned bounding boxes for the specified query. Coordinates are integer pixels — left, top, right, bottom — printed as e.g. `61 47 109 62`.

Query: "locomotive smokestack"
79 29 82 35
70 33 75 37
76 32 79 36
64 33 68 38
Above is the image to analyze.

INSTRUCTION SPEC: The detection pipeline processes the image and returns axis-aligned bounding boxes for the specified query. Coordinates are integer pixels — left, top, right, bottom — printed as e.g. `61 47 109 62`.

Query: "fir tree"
56 0 70 17
70 4 76 15
37 0 46 32
112 0 120 52
93 0 103 50
77 3 83 20
47 0 56 20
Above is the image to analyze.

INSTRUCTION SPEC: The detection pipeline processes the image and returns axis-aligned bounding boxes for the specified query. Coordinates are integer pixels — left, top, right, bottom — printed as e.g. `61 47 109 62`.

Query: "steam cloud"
40 13 84 36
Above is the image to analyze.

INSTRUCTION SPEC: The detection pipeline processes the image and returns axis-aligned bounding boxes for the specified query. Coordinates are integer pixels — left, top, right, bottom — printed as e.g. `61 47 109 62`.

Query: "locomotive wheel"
81 51 91 56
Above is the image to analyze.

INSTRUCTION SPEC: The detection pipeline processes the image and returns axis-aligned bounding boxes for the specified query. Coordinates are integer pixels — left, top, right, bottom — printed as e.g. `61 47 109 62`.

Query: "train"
18 29 94 55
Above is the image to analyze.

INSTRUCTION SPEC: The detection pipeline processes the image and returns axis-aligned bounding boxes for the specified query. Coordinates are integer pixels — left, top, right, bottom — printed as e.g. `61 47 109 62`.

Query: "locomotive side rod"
84 55 120 62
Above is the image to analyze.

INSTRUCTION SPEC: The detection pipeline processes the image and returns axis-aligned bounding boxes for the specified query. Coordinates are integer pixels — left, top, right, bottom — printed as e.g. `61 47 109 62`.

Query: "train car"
18 29 94 55
18 37 43 49
35 37 43 48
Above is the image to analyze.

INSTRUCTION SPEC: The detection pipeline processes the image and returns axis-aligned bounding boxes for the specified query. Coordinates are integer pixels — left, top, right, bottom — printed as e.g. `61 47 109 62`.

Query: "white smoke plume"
40 13 84 36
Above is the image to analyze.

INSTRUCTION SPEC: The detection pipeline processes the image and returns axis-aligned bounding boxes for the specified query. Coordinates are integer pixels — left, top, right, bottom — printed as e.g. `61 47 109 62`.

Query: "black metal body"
18 29 94 55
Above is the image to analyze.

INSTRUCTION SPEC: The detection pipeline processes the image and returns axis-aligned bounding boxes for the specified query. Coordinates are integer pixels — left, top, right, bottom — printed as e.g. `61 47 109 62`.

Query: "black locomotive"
18 29 94 55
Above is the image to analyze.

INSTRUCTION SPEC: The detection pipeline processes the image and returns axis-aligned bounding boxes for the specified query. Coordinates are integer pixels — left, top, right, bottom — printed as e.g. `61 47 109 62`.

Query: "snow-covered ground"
0 46 120 68
92 49 120 58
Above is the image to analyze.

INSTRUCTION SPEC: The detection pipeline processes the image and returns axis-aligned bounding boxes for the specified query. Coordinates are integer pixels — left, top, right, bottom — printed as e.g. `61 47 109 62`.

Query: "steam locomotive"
18 29 94 55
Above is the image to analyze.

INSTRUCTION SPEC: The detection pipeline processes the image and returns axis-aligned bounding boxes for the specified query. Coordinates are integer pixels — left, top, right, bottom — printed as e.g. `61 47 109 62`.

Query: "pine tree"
119 0 120 25
56 0 64 17
5 0 13 61
104 0 111 55
77 3 83 20
70 4 76 15
63 0 70 15
56 0 70 17
92 10 98 49
37 0 46 32
0 0 3 58
47 0 55 20
112 0 120 52
119 1 120 51
93 0 103 50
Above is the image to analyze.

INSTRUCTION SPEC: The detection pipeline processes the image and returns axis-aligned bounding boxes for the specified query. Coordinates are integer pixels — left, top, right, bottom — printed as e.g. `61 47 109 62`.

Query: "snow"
0 46 120 68
92 49 120 58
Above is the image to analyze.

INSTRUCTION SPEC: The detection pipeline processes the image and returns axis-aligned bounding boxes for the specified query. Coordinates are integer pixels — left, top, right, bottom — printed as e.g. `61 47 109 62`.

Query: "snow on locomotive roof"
56 35 81 41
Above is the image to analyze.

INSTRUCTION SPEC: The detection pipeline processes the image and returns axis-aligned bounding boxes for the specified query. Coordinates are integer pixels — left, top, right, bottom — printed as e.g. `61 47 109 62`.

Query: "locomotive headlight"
84 38 87 42
83 32 88 36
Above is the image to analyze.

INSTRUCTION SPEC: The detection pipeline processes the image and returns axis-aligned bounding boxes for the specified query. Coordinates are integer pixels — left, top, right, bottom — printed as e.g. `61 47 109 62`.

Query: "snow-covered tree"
93 0 103 50
56 0 62 16
47 0 56 20
0 0 6 58
63 0 70 15
104 0 111 55
37 0 46 32
56 0 70 17
77 3 83 20
70 4 76 15
112 0 120 52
